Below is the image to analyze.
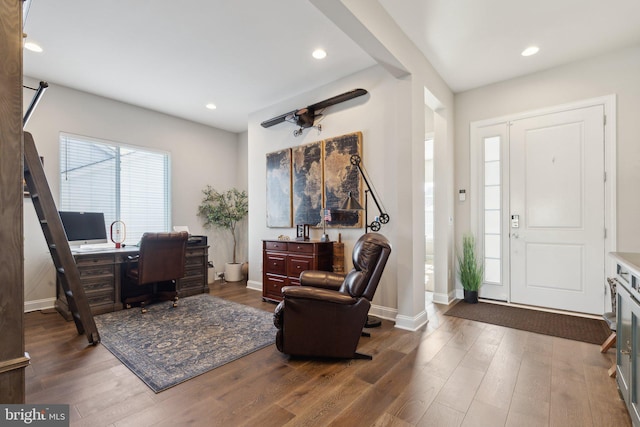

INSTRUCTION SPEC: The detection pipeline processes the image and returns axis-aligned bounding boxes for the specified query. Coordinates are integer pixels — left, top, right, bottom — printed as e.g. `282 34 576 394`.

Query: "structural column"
0 0 28 404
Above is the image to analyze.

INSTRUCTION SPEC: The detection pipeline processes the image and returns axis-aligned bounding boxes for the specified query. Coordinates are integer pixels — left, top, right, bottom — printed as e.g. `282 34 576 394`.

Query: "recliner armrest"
299 270 345 290
282 286 357 305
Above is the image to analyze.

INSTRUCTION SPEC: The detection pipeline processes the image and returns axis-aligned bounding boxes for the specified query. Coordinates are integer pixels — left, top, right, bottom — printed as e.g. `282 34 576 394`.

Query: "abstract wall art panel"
266 148 292 227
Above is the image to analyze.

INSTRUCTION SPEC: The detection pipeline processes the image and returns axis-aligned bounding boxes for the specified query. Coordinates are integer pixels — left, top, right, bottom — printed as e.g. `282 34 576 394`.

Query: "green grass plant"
457 234 484 291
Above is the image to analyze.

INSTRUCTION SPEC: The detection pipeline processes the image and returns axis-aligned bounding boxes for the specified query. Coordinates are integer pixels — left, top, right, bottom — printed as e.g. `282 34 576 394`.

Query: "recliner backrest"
340 233 391 300
137 231 188 285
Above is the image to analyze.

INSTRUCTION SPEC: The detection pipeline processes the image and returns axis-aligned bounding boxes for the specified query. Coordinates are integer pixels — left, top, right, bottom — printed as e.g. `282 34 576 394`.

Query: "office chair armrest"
281 286 356 305
299 270 345 290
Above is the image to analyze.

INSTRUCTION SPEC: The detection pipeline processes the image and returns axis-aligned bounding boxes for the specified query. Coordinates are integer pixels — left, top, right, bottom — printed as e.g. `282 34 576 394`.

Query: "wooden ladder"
23 132 100 345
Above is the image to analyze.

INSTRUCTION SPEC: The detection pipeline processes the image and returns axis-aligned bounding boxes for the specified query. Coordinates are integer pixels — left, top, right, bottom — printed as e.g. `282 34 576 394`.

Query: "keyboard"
73 246 116 253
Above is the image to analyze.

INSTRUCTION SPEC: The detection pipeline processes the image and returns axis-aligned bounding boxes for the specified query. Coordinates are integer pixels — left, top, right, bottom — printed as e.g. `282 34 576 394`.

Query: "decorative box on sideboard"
262 240 333 302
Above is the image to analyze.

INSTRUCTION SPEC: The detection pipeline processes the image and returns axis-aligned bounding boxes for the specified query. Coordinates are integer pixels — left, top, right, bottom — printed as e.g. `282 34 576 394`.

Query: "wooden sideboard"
55 244 209 320
262 240 333 302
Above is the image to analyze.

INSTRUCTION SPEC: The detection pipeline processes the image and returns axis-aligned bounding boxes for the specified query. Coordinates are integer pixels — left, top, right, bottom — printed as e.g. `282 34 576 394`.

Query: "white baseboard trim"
369 304 397 322
394 309 429 331
24 297 56 313
246 280 262 292
433 290 455 305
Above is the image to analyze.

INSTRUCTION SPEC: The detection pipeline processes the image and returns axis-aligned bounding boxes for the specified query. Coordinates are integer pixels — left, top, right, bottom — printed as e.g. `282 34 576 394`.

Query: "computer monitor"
58 211 108 247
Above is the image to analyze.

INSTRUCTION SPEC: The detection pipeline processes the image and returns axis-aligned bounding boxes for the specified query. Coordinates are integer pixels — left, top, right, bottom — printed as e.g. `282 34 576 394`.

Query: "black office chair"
122 231 188 313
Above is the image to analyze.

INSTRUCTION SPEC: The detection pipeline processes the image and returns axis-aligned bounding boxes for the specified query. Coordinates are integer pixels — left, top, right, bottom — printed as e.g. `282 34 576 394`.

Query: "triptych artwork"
266 131 363 229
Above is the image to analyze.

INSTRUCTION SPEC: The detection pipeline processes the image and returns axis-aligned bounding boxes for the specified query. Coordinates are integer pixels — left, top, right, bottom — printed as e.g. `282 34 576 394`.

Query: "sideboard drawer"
264 274 288 300
265 253 287 275
265 241 288 251
288 242 314 253
288 256 313 278
262 240 333 303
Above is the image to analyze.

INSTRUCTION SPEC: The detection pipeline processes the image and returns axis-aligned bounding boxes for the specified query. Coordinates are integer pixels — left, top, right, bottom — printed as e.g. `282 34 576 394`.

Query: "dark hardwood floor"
25 282 630 426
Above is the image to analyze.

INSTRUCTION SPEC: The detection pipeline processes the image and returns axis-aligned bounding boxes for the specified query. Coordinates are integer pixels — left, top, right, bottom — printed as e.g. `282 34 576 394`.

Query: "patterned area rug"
445 301 611 345
94 294 276 393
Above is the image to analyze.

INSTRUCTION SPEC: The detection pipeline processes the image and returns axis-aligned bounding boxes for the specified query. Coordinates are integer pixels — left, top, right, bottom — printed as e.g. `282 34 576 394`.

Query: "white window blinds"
60 133 170 245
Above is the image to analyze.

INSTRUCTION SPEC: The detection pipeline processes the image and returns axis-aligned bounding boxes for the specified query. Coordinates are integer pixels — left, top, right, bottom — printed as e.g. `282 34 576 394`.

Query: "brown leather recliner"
273 233 391 359
122 231 188 313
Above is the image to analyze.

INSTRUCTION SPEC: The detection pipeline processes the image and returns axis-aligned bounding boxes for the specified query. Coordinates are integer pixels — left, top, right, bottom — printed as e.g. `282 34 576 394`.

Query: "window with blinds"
59 133 170 245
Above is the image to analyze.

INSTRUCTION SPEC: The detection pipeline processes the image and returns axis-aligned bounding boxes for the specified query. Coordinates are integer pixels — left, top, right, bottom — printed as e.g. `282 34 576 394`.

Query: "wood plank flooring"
25 282 630 426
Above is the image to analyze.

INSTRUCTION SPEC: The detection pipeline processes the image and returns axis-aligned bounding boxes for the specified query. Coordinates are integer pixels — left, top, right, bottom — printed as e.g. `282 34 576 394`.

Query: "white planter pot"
224 262 243 282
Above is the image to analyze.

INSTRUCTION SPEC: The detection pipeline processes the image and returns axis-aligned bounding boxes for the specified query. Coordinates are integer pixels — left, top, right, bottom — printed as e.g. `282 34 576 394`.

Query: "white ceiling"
23 0 640 134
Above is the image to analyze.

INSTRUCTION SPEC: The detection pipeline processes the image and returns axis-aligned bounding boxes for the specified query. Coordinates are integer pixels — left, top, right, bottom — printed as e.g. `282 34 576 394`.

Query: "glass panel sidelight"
484 136 501 284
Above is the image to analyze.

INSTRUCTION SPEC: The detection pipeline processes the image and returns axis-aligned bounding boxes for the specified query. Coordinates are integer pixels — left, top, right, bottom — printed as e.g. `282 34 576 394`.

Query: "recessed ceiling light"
24 41 43 53
205 103 217 110
521 46 539 57
312 49 327 60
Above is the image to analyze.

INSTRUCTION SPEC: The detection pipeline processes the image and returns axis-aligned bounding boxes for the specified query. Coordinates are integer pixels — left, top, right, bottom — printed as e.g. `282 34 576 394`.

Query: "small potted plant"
198 186 248 282
457 233 483 303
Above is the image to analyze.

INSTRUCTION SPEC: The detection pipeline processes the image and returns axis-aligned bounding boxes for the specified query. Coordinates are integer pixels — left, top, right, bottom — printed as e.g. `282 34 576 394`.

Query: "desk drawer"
179 276 204 290
185 255 205 267
82 277 114 294
75 254 115 266
184 266 205 278
78 264 114 279
85 289 115 305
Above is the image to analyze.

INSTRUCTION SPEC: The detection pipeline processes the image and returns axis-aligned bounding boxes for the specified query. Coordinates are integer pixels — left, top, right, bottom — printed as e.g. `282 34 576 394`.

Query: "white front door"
509 105 605 314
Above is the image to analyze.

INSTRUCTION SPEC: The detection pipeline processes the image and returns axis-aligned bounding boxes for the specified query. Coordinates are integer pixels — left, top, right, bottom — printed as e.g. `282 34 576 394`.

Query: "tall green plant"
457 234 484 291
198 186 248 264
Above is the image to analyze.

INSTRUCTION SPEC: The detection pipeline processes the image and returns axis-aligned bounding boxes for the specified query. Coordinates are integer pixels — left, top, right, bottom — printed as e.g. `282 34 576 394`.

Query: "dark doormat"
444 301 611 345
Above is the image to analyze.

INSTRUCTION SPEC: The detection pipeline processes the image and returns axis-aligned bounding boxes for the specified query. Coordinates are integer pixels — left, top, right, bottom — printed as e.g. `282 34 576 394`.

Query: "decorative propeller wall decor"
260 88 368 136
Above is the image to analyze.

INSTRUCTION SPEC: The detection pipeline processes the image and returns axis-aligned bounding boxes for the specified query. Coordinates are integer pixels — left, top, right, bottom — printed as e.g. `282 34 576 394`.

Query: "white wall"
454 45 640 253
248 66 401 316
23 77 242 311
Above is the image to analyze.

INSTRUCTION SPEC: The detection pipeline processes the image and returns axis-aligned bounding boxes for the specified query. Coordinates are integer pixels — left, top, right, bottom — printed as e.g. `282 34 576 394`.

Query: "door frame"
468 95 617 311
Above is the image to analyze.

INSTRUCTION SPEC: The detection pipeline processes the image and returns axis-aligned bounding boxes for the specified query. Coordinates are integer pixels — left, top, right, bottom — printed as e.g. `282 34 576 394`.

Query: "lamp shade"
341 191 363 210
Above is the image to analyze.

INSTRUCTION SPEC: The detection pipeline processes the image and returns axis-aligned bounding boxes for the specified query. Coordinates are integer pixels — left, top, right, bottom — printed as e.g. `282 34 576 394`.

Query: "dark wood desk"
55 244 209 320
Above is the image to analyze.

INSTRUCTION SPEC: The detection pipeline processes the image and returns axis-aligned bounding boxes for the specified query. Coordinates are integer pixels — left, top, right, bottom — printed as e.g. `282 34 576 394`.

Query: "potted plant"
457 233 484 303
198 186 248 282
